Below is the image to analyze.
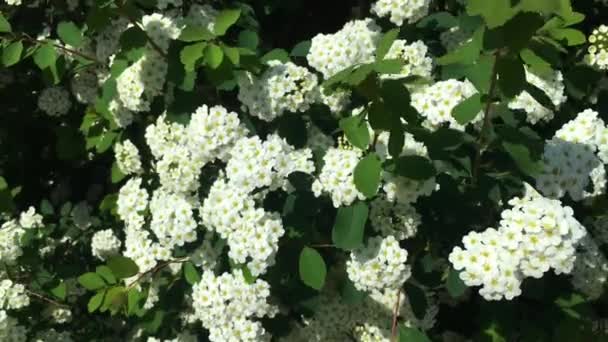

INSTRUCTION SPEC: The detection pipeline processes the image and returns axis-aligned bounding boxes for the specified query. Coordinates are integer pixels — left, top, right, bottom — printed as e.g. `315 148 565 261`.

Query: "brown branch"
472 51 501 184
13 33 102 64
126 257 188 289
25 289 70 308
310 244 335 248
391 289 402 342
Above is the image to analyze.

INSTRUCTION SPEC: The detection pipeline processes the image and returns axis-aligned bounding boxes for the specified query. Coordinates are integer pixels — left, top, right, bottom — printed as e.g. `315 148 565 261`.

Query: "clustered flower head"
0 279 29 310
449 184 587 300
586 24 608 70
19 206 43 229
312 145 365 208
508 68 567 124
191 270 277 342
149 189 197 248
347 235 411 292
0 219 28 264
536 109 608 201
185 4 218 32
38 86 72 117
411 79 481 131
114 140 143 175
0 310 27 342
307 19 381 78
237 61 319 121
370 195 421 240
371 0 431 26
383 40 433 79
91 229 122 261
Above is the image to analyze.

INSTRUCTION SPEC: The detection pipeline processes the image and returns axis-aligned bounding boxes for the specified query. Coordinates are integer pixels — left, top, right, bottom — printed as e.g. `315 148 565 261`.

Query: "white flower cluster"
508 69 567 124
0 220 26 264
371 0 430 26
318 87 351 114
307 19 381 78
4 0 22 5
95 18 129 62
586 25 608 70
237 61 319 121
184 4 218 32
449 185 587 300
149 189 197 248
0 310 27 342
383 40 433 79
0 280 29 310
536 109 608 201
38 86 71 117
370 195 421 240
19 206 43 229
191 270 277 342
571 235 608 299
91 229 121 261
117 177 149 231
347 235 411 292
226 134 315 193
376 132 438 204
114 140 143 175
411 79 481 131
312 146 365 208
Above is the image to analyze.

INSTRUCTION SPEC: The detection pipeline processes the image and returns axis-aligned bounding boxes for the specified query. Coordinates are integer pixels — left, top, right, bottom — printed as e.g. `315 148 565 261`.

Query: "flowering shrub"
0 0 607 341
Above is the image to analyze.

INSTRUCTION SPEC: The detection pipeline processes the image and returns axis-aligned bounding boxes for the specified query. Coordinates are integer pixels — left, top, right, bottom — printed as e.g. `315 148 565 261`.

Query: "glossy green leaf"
298 247 327 290
183 262 201 285
438 27 484 65
78 272 106 291
88 289 106 312
376 28 399 60
354 153 382 198
178 25 215 42
2 41 22 67
213 9 241 36
180 42 206 71
57 21 83 47
0 13 11 32
107 256 139 279
467 0 515 28
502 142 543 177
238 30 259 50
290 40 311 57
96 265 117 285
452 93 483 125
339 115 370 150
204 43 223 69
50 282 67 300
496 56 526 98
332 201 369 250
261 48 290 64
394 155 436 180
33 44 57 69
446 267 467 298
399 326 431 342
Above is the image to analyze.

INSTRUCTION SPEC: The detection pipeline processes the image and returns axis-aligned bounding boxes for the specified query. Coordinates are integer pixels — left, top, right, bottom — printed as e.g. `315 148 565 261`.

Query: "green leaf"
399 326 431 342
127 288 142 316
373 59 403 74
178 25 215 42
50 282 67 300
96 265 117 285
520 48 552 77
416 12 458 30
119 26 148 52
388 128 405 158
111 162 126 184
183 262 201 285
78 272 107 291
213 9 241 36
107 256 139 279
446 267 467 298
2 41 22 67
353 153 382 198
33 44 57 69
57 21 83 47
404 284 428 320
180 42 206 71
496 56 526 98
368 101 398 130
438 27 484 65
298 247 327 290
238 30 259 50
467 0 516 28
462 54 494 93
502 142 543 177
40 199 54 215
95 131 117 153
222 45 240 66
376 28 399 60
204 43 223 69
339 116 370 150
332 201 369 250
484 13 545 51
548 28 586 46
102 286 127 313
524 82 555 111
88 289 106 313
394 155 436 180
261 48 290 64
452 93 483 125
290 40 311 57
0 13 11 33
0 177 6 191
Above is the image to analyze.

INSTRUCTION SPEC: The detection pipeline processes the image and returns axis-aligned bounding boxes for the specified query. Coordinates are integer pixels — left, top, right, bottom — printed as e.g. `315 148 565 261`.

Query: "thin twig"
390 289 402 342
118 4 168 58
14 33 102 64
310 244 335 248
472 51 501 184
25 289 70 308
126 257 189 289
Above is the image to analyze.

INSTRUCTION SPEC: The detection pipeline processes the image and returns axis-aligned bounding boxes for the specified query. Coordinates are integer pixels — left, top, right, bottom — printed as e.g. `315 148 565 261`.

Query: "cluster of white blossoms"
90 229 121 261
191 270 277 342
536 109 608 201
117 177 149 231
371 0 430 26
312 146 365 208
45 307 72 324
226 134 315 193
114 140 143 175
149 189 197 248
508 69 567 124
449 185 587 300
38 86 72 117
95 18 129 62
237 61 319 121
0 220 26 264
318 87 351 114
347 235 411 292
184 4 218 32
370 195 421 240
376 131 438 204
571 235 608 299
307 19 381 78
411 79 481 131
18 206 43 229
383 39 433 80
585 25 608 70
0 280 29 310
0 310 27 342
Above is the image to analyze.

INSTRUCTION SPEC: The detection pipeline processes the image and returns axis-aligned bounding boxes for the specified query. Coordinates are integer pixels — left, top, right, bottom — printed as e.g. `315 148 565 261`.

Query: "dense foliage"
0 0 607 341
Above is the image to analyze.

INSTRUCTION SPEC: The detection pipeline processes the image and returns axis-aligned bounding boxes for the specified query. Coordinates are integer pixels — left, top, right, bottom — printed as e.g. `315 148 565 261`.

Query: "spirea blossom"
149 189 197 248
370 195 421 240
586 25 608 70
312 146 365 207
307 19 381 78
38 86 71 117
0 220 25 264
191 270 277 342
347 235 411 292
0 280 29 310
508 69 567 124
237 61 319 121
184 4 218 32
371 0 431 26
117 177 149 231
411 79 481 131
18 206 43 229
383 39 433 79
449 184 587 300
91 229 121 260
114 140 143 175
0 310 27 342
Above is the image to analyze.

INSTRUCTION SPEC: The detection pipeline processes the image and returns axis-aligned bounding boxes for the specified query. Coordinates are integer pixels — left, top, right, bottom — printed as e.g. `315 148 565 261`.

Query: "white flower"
91 229 122 261
38 87 71 117
508 68 566 124
114 140 143 175
19 206 43 229
371 0 431 26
